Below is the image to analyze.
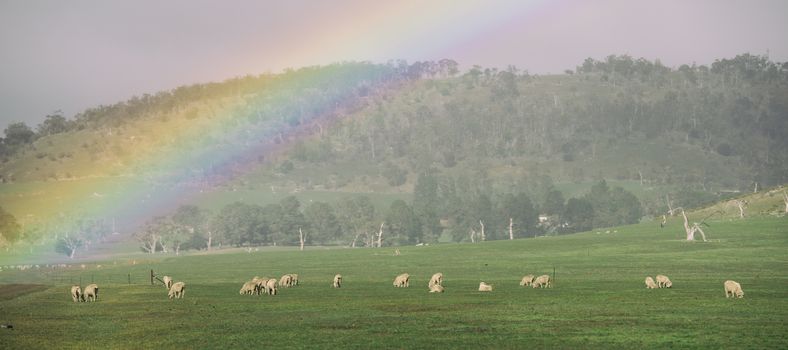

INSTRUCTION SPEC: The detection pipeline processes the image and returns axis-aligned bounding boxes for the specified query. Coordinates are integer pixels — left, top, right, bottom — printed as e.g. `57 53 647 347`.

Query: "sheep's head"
736 290 744 298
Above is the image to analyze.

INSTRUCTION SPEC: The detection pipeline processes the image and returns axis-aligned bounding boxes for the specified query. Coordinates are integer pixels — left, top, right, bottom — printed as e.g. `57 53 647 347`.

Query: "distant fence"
0 267 170 287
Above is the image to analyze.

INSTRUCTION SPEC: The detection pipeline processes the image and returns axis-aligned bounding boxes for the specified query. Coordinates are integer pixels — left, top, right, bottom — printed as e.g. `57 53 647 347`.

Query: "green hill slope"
1 55 787 252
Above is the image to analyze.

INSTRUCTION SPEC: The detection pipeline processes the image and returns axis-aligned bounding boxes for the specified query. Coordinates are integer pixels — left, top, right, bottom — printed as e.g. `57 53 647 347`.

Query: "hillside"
0 54 787 253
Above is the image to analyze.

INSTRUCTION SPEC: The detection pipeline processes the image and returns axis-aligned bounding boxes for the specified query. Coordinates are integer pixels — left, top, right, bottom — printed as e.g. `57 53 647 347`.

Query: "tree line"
122 176 641 254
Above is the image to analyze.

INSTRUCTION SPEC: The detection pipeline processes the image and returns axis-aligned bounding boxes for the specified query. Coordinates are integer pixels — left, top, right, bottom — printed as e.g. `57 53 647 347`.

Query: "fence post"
150 269 154 285
128 273 131 285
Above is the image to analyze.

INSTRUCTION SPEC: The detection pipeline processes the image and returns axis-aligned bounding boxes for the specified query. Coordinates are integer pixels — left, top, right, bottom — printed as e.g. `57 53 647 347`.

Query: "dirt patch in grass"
0 284 47 300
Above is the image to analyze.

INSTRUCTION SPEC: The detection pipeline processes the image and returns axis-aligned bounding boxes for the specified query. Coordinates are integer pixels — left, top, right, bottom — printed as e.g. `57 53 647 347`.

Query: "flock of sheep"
642 274 744 298
69 283 99 302
69 272 745 302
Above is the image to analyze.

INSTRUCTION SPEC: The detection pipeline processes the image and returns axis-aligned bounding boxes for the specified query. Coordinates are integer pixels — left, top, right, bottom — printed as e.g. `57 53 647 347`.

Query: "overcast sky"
1 0 787 128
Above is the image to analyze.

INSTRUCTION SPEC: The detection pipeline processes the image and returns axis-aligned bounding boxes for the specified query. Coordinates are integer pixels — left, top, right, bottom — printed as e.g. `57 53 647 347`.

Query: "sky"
1 0 787 128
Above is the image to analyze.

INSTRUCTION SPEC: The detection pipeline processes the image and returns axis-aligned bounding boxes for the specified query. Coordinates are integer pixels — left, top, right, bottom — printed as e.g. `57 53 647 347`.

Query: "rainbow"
2 1 551 262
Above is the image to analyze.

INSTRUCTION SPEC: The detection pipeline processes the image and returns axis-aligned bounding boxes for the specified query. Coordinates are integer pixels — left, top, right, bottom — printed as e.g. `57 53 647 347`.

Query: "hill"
1 54 787 254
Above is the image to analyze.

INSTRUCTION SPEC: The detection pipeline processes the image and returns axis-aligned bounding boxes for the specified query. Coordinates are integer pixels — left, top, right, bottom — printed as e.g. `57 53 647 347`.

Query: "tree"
541 189 565 217
563 198 595 232
412 170 441 242
304 201 341 244
336 196 376 247
135 216 166 254
0 207 21 246
385 200 421 245
275 196 307 247
36 112 70 136
498 192 538 239
171 205 209 251
681 209 707 242
584 180 642 228
211 202 267 246
3 122 35 146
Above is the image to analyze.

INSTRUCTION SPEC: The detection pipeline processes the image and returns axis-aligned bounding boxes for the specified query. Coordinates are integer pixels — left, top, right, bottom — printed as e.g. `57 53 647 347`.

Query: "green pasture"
1 217 786 349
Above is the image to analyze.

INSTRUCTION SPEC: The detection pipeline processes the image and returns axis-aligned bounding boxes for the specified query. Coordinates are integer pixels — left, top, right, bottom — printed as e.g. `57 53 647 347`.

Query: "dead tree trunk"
469 228 476 243
479 220 486 242
508 218 514 240
298 227 306 251
207 231 213 251
377 222 384 248
351 233 361 248
783 191 788 213
666 194 675 216
733 200 747 218
681 209 707 242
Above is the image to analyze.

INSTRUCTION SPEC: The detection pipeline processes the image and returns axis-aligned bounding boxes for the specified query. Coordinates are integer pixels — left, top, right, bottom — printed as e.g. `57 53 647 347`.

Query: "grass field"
1 216 786 349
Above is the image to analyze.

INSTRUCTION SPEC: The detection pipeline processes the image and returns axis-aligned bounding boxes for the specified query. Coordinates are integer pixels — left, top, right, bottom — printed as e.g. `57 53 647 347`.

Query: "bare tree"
730 200 747 218
783 191 788 214
58 235 82 259
681 209 707 242
508 217 514 240
298 227 306 251
469 228 477 243
479 220 486 241
665 194 676 216
376 222 385 248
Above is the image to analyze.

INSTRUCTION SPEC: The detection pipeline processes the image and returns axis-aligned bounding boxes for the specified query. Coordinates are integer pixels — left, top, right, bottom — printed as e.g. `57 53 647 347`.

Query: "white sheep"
655 274 672 288
84 284 99 302
168 282 185 299
70 285 83 302
265 278 277 296
645 276 658 289
252 277 269 295
333 274 342 288
162 276 173 290
279 274 293 288
724 280 744 298
240 281 256 295
519 275 535 287
428 273 443 288
532 275 552 288
429 284 444 293
393 273 410 287
478 282 493 292
289 274 299 286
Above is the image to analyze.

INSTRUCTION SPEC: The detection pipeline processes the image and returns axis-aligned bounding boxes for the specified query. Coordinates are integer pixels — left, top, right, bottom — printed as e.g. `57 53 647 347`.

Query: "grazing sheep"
168 282 185 299
478 282 493 292
84 284 99 302
333 274 342 288
252 277 269 295
393 273 410 287
289 274 299 286
655 274 672 288
532 275 552 288
240 281 256 295
645 276 658 289
265 278 277 296
724 280 744 298
428 273 443 288
70 285 83 302
162 276 173 290
429 284 444 293
279 274 293 288
519 275 535 287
